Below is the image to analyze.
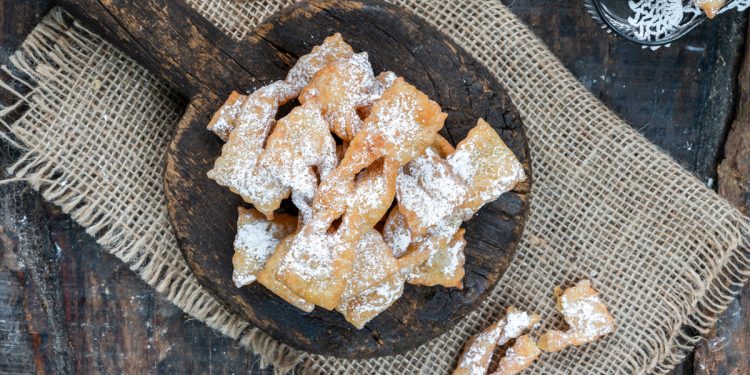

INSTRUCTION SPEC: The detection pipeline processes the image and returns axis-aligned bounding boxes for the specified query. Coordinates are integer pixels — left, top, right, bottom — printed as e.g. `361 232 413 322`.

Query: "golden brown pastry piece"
537 279 616 352
341 230 399 297
696 0 726 19
255 235 315 313
335 229 402 328
407 228 466 289
277 158 399 310
453 307 540 375
489 335 542 375
284 33 354 93
260 103 337 223
232 207 297 288
207 91 246 141
275 225 349 310
207 34 353 141
396 120 525 289
397 146 468 238
300 53 383 141
207 81 291 219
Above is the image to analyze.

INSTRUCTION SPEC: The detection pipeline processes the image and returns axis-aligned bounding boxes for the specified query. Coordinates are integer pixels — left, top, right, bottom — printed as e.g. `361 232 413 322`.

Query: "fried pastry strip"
340 230 399 299
260 103 337 222
397 146 468 238
453 307 540 375
448 119 525 217
314 77 447 222
232 207 297 287
537 279 616 352
300 53 383 141
207 33 353 139
489 335 541 375
696 0 726 18
284 33 354 93
407 228 466 289
207 91 246 141
255 235 315 313
397 119 526 288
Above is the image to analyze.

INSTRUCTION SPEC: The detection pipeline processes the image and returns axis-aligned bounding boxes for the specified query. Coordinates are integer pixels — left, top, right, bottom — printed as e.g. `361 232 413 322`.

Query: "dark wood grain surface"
0 0 748 373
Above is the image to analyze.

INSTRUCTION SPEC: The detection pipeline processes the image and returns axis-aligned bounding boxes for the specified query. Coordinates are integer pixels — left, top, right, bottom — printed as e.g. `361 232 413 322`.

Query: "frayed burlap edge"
0 9 305 374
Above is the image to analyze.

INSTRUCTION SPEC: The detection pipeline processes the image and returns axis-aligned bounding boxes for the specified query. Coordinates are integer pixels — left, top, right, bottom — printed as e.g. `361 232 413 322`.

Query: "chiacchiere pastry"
538 279 616 352
452 281 615 374
695 0 726 19
207 33 526 328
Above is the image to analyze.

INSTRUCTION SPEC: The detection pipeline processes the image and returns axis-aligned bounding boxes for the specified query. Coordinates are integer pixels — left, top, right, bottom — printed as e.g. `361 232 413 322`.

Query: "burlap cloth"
2 1 749 374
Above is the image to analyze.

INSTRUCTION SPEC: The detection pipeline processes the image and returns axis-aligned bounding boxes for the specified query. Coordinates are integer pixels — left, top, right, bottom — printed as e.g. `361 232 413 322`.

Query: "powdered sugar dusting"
561 283 615 340
456 307 538 375
285 33 354 93
397 147 468 234
384 209 411 258
261 103 337 223
282 229 340 281
208 93 245 141
207 82 290 217
499 310 535 345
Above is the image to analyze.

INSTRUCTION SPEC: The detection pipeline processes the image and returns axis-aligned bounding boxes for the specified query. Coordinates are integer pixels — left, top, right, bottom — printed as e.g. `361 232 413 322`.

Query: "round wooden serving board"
163 0 531 358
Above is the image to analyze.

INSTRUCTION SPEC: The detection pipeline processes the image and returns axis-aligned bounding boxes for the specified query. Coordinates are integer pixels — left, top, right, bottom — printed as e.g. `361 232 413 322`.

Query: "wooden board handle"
56 0 289 109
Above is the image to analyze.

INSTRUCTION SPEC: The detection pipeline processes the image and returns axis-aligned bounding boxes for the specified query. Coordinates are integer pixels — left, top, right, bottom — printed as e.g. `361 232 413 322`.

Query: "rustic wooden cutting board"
57 0 530 358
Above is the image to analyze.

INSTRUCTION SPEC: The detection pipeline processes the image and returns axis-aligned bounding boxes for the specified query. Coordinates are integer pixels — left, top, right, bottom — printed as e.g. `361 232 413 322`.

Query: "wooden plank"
694 19 750 375
0 0 747 373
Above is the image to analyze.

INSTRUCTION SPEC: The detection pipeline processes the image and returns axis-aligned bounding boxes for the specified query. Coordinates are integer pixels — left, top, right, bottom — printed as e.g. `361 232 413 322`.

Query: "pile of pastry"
206 34 525 329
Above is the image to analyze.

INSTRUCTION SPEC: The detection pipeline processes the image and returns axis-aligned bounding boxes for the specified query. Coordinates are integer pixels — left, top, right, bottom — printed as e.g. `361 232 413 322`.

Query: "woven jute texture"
2 1 750 374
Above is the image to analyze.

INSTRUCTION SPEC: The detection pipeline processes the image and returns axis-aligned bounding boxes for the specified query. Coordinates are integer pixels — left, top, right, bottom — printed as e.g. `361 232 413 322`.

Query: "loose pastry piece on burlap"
232 207 297 288
490 335 542 375
207 81 291 218
300 53 384 141
313 77 447 222
277 158 399 310
255 235 315 313
207 33 354 139
538 279 616 352
453 307 540 375
260 103 337 222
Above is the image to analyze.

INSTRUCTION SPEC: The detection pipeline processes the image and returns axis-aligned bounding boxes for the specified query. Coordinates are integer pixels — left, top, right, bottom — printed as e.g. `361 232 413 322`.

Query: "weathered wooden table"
1 1 748 374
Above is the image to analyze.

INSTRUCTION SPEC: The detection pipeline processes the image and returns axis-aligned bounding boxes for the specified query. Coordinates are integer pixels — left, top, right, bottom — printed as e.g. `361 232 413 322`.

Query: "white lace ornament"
628 0 749 42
